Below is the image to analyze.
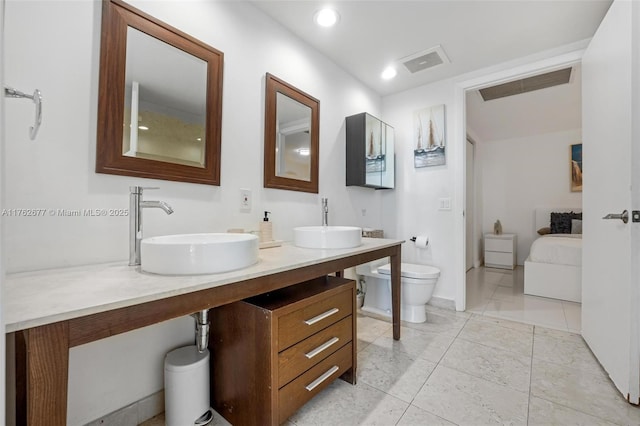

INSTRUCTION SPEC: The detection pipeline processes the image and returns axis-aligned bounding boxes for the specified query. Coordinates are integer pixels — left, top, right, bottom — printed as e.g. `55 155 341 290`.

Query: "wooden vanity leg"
390 246 401 340
18 322 70 425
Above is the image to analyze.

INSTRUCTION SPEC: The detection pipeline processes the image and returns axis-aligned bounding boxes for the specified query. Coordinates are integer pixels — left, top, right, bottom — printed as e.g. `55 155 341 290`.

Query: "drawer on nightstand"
485 251 513 267
485 237 513 253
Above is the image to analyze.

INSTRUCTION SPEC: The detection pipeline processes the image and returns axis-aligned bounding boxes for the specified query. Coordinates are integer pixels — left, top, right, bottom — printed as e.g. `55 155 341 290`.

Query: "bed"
524 207 582 303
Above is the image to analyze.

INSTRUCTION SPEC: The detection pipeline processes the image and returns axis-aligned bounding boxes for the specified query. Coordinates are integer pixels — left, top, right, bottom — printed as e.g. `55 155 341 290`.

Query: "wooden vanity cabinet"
209 276 357 425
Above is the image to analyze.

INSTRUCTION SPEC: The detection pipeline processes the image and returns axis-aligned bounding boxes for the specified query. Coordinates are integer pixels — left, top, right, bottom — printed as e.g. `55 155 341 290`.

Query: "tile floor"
142 267 640 425
466 266 581 333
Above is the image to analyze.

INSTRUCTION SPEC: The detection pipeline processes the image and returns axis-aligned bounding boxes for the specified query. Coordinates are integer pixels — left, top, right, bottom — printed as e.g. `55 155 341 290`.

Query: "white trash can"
164 345 214 426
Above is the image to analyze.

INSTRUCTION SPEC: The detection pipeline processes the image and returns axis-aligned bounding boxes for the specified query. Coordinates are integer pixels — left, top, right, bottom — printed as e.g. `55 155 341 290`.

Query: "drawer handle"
305 365 339 392
305 337 340 359
304 308 339 326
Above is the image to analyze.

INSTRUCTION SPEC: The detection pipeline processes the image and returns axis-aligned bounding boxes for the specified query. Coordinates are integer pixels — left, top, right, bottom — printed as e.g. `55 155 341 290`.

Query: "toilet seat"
377 262 440 279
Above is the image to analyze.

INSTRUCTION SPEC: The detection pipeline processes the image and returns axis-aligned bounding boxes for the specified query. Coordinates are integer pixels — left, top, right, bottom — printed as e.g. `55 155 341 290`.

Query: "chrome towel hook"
4 86 43 140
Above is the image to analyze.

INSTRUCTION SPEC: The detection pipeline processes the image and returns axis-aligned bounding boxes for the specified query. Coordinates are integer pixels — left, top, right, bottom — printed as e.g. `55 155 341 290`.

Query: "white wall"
479 129 583 264
381 79 457 303
381 42 588 309
4 1 382 423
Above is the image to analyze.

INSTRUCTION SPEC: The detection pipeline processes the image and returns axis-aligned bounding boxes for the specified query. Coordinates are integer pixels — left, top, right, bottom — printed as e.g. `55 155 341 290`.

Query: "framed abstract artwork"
571 143 582 192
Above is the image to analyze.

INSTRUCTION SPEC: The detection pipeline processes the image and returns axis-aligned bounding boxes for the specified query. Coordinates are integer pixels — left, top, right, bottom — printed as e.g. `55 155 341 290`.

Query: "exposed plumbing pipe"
192 310 210 353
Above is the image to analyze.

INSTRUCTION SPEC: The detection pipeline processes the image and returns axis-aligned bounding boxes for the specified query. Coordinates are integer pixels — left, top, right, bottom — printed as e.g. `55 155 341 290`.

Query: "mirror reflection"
123 27 207 168
275 93 312 181
264 73 319 193
96 0 223 186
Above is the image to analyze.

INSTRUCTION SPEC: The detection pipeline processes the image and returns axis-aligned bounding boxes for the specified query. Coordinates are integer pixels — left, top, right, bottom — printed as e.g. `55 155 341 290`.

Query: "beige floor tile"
528 396 618 426
288 379 408 425
530 358 640 425
533 331 602 374
412 365 528 425
534 325 583 343
358 341 437 402
458 318 533 357
357 314 392 352
369 325 455 363
396 405 456 426
402 309 468 336
440 338 531 392
471 313 534 333
426 304 472 319
483 296 568 331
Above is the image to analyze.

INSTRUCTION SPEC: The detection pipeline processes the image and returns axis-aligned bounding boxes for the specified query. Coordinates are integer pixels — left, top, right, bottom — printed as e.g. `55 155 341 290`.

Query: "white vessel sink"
141 233 259 275
293 226 362 249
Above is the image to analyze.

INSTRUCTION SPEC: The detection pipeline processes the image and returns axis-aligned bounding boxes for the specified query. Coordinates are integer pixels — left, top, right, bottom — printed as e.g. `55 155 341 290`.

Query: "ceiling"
250 0 611 96
467 64 582 142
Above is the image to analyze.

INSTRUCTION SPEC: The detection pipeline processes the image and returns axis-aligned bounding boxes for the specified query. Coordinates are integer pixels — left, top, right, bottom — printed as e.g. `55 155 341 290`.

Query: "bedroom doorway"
457 50 583 331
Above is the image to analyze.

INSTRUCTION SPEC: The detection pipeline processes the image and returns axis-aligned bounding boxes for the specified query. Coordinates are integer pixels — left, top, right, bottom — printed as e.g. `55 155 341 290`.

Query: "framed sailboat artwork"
414 104 446 168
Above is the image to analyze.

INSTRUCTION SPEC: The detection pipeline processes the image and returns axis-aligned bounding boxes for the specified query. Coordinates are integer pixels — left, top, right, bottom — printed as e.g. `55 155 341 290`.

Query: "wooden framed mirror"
96 0 223 185
264 73 319 193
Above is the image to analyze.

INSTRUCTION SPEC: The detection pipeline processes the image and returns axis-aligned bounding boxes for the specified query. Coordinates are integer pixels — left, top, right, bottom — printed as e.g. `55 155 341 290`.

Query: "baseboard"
427 296 456 311
85 390 164 426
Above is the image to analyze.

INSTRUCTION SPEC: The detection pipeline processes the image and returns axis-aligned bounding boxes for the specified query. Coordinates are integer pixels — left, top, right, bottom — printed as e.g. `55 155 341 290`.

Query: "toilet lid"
377 263 440 279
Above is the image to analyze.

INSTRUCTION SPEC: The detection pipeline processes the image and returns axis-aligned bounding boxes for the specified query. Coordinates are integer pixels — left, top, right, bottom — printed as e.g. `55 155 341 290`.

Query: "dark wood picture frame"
264 73 319 193
96 0 224 185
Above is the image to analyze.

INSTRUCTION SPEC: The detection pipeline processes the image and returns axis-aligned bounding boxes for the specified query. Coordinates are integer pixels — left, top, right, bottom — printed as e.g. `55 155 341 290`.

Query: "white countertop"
4 238 402 333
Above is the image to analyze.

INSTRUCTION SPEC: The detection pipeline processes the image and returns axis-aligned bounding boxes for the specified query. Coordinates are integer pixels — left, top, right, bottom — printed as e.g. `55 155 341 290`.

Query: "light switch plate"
439 198 451 210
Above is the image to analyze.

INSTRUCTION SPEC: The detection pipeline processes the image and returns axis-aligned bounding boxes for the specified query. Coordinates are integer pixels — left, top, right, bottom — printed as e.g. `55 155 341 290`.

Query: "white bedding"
529 234 582 266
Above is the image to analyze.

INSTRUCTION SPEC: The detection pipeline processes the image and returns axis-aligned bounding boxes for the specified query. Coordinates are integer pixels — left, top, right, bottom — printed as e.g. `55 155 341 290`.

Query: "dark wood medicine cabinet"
346 112 395 189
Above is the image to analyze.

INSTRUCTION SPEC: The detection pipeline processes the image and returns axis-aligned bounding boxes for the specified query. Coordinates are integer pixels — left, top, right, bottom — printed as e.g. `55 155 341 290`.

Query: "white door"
581 0 639 402
465 139 474 271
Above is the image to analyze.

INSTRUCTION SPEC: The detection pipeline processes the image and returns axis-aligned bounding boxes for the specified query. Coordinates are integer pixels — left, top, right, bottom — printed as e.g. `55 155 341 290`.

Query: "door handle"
602 210 629 224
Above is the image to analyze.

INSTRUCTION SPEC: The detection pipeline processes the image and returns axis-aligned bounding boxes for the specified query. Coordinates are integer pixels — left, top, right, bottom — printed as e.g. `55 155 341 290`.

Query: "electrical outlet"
240 188 251 212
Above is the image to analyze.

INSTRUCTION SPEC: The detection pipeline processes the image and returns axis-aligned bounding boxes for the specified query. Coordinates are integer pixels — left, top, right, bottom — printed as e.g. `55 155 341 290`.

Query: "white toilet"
356 261 440 323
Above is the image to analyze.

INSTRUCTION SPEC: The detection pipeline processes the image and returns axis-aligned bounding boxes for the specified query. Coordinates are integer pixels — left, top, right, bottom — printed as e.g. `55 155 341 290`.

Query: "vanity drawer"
278 342 353 424
278 316 352 388
485 237 513 253
278 287 352 351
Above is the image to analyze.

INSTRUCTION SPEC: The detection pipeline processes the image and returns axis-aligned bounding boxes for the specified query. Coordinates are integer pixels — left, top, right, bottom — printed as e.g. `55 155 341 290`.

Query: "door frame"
452 49 585 311
465 136 476 272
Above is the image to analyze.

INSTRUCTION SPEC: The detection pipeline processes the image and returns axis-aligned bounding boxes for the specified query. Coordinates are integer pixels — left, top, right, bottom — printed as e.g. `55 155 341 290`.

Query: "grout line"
527 326 536 425
560 301 571 331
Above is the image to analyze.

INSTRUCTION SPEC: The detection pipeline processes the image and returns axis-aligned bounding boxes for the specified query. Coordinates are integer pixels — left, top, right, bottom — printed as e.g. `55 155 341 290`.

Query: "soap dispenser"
260 211 273 243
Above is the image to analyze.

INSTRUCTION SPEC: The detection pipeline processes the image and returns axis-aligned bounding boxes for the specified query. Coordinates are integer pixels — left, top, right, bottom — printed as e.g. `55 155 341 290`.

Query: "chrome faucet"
322 198 329 226
129 186 174 266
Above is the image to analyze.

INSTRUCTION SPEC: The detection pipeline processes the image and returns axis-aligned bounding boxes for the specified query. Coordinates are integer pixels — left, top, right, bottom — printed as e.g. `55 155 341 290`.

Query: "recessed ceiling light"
381 66 397 80
138 125 149 130
314 8 339 27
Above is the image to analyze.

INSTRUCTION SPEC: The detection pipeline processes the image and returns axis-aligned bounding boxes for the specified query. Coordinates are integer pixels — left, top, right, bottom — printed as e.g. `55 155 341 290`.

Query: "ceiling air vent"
479 67 573 101
401 45 450 74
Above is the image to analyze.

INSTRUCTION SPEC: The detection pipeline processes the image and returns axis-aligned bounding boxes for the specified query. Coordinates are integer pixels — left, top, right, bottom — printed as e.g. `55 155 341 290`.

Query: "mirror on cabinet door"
346 113 395 189
264 74 319 193
96 0 223 185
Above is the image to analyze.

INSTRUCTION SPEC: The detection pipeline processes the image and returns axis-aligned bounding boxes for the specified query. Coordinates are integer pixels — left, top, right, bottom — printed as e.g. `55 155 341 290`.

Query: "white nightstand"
484 233 517 270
